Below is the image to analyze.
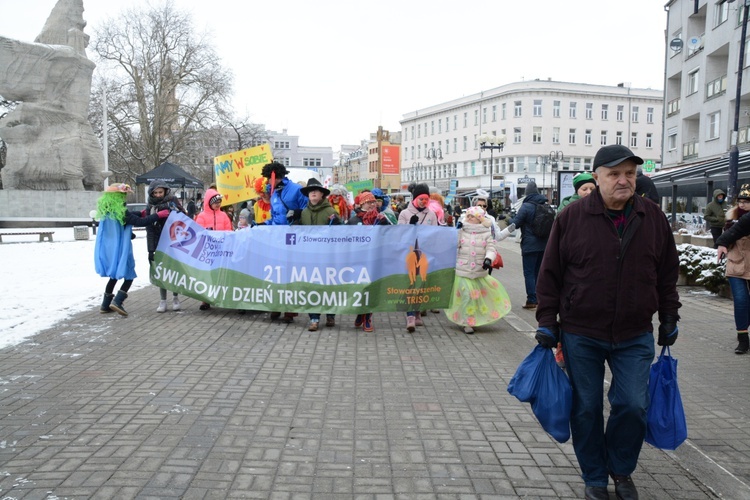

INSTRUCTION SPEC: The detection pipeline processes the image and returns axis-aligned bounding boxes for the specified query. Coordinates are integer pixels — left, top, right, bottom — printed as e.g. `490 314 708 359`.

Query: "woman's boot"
109 290 129 316
100 293 114 313
736 332 749 354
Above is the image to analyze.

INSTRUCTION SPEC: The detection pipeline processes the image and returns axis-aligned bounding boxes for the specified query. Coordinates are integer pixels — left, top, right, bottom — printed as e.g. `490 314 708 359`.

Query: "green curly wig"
96 192 127 224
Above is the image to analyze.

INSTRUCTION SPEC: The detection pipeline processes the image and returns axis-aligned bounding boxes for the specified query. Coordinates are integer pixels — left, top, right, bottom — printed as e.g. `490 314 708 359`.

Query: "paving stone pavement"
1 239 749 499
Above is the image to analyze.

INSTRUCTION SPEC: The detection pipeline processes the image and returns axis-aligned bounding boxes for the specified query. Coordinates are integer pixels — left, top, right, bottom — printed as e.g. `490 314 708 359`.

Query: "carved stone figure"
0 0 103 190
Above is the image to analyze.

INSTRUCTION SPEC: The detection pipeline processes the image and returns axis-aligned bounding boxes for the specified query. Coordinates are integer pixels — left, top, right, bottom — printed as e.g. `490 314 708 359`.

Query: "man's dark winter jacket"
509 192 550 254
535 189 681 343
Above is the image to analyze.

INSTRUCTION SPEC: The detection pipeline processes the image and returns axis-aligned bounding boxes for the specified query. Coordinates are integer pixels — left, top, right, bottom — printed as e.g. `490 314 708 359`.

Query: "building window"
600 130 608 146
473 134 478 150
569 102 577 118
616 105 624 121
569 128 576 145
303 158 322 167
552 127 561 144
671 30 682 57
417 125 421 138
616 131 623 145
492 105 497 122
533 99 542 117
431 120 434 135
501 103 507 119
586 102 593 119
445 139 449 155
453 138 458 153
553 100 561 118
646 133 653 148
418 145 421 158
274 141 290 149
464 112 468 128
424 123 428 137
631 106 639 123
482 107 487 124
708 111 721 139
601 104 609 120
438 119 442 134
514 127 522 144
716 0 730 27
475 109 479 126
668 127 677 151
647 107 654 123
533 126 542 144
585 129 592 145
454 115 458 130
463 136 467 151
514 101 522 117
630 132 638 148
688 69 700 95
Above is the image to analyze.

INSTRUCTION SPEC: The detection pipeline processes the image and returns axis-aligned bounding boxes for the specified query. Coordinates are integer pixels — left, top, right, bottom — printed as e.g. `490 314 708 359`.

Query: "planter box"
673 233 689 244
690 235 715 247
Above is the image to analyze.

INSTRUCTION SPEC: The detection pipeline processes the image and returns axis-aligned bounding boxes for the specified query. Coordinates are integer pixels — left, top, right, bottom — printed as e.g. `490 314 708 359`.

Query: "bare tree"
90 0 232 185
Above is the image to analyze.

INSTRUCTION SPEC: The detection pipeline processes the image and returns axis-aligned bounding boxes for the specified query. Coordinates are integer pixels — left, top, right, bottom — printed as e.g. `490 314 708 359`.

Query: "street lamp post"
548 150 564 205
477 134 507 206
536 155 549 198
412 162 423 183
426 147 443 186
728 0 750 202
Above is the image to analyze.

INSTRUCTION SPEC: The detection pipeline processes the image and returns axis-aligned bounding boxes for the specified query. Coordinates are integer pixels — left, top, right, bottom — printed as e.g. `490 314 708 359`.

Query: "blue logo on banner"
286 233 297 245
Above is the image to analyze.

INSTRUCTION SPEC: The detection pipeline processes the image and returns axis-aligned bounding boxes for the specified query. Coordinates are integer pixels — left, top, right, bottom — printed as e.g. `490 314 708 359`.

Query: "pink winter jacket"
194 188 233 231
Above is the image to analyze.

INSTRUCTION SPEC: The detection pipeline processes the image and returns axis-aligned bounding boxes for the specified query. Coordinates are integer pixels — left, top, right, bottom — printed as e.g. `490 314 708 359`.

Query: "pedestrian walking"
509 182 552 309
717 184 750 354
444 206 513 334
534 144 681 500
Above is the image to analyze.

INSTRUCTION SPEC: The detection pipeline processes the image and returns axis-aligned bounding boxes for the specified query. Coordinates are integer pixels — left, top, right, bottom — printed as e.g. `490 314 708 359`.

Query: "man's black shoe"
612 475 638 500
584 486 609 500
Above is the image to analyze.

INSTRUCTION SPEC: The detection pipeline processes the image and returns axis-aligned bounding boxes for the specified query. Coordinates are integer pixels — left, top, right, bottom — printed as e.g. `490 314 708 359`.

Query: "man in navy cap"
533 145 681 500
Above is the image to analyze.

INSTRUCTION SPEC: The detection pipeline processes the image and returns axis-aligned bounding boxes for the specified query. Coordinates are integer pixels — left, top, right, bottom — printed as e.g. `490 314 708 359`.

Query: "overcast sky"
2 0 670 150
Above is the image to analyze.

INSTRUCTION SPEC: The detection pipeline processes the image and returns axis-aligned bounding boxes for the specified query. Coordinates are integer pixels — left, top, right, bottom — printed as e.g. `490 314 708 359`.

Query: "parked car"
126 202 147 214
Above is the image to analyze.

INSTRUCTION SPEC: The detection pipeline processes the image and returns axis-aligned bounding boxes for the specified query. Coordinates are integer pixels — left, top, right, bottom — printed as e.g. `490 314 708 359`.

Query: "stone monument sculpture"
0 0 103 190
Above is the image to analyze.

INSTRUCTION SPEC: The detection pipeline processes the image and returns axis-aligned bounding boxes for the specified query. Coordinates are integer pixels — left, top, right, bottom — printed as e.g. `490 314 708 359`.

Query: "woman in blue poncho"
94 183 169 316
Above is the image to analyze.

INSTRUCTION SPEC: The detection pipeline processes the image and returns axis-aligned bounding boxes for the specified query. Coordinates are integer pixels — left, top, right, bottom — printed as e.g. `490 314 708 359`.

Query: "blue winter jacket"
510 192 550 254
266 178 309 225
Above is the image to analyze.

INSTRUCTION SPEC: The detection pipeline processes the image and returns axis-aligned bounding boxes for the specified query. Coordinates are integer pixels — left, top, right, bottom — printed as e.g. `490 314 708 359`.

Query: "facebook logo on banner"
286 233 297 245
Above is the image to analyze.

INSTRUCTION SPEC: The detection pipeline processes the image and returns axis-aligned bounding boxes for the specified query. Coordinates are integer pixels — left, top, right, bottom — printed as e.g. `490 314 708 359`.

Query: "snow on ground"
0 227 151 349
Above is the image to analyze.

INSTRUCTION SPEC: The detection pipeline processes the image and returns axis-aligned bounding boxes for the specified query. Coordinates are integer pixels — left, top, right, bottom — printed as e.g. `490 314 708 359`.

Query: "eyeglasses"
476 204 487 208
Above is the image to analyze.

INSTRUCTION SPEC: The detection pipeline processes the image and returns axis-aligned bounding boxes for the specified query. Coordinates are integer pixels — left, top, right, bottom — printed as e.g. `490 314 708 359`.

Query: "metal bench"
0 231 55 243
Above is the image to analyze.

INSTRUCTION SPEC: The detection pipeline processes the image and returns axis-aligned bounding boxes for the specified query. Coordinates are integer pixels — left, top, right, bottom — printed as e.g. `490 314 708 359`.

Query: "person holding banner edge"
261 161 309 323
299 178 342 331
397 183 439 333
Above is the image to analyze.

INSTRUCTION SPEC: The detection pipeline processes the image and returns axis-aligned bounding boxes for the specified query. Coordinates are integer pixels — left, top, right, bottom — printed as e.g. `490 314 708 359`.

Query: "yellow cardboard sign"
213 144 273 205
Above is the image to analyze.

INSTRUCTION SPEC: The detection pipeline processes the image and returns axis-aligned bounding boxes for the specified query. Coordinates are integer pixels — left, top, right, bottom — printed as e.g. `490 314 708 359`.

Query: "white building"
655 0 750 207
400 80 663 203
269 129 335 180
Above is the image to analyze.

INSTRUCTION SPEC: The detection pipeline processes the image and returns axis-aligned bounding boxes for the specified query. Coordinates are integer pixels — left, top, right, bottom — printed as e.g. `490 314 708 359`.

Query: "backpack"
530 202 555 238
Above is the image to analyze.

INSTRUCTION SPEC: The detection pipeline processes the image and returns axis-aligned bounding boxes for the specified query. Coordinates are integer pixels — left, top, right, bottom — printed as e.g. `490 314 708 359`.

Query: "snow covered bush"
676 243 727 293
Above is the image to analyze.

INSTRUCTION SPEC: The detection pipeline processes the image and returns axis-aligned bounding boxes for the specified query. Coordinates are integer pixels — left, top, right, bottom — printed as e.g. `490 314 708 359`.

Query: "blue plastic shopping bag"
645 346 687 450
508 345 572 443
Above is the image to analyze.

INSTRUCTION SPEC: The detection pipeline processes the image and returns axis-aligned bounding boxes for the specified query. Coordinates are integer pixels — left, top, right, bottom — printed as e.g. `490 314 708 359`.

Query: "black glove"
409 214 419 225
482 258 492 270
658 314 679 346
535 325 559 349
148 252 155 262
455 221 463 230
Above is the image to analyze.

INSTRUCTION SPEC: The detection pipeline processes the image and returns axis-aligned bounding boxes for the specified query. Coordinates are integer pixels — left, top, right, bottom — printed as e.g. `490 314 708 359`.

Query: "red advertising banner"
381 145 400 175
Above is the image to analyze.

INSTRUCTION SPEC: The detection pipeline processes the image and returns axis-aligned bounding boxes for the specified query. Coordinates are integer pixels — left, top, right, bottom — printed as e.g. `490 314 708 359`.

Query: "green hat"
573 172 596 191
